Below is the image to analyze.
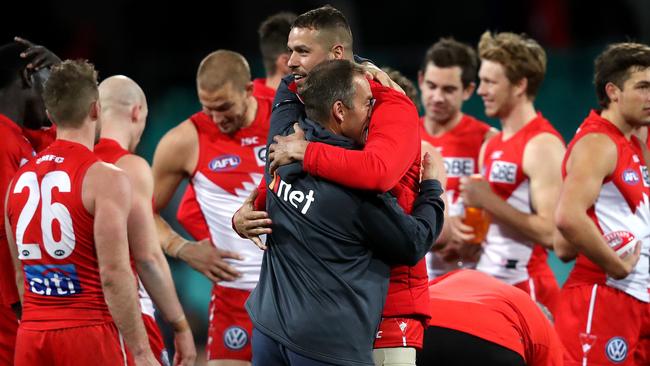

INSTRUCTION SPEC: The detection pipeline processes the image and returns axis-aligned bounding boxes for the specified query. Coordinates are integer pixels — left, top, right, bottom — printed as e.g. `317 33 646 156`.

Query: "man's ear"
21 68 33 88
89 100 100 121
332 100 345 124
513 77 528 98
331 44 344 60
130 104 141 123
418 70 424 86
462 82 476 101
276 54 290 75
245 81 254 97
605 82 621 104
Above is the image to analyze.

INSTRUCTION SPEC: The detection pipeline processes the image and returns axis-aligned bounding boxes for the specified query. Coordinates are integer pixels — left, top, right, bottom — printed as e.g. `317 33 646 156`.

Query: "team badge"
605 336 628 363
209 154 241 172
621 169 640 185
223 326 249 350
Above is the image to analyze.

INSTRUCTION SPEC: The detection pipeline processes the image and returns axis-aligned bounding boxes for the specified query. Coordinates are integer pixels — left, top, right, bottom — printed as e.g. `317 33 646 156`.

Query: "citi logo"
269 173 315 214
621 169 640 185
209 154 241 172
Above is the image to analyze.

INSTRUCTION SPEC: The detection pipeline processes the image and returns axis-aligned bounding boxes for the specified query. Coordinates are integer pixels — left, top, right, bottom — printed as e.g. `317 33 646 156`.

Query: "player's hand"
172 328 196 366
14 36 61 71
233 189 272 250
448 216 476 243
459 177 491 208
269 123 308 175
616 240 643 279
421 152 443 181
178 239 243 282
133 351 161 366
361 64 405 95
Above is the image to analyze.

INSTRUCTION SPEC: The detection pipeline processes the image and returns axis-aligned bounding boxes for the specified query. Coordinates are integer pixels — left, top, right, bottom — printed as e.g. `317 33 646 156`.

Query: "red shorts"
514 272 560 316
373 317 425 350
0 304 18 365
14 322 134 366
206 285 253 361
634 302 650 366
555 284 648 366
143 314 169 365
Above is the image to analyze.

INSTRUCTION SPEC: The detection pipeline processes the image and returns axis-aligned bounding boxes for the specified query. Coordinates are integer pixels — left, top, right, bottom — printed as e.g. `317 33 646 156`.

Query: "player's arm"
4 186 23 307
555 134 640 279
271 86 420 192
359 153 445 265
87 163 156 362
118 155 196 365
152 121 242 282
461 133 565 248
420 141 450 247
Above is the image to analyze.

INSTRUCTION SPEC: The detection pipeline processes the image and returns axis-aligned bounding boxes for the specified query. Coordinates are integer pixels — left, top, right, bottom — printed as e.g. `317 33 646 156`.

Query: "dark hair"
478 31 546 99
292 5 353 50
258 12 296 75
382 66 419 109
43 60 98 127
0 42 29 88
301 59 365 124
421 38 478 88
594 42 650 108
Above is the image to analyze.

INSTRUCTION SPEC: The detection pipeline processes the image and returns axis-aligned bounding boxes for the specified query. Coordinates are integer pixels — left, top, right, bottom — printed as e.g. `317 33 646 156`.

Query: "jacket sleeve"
302 84 419 192
359 179 445 266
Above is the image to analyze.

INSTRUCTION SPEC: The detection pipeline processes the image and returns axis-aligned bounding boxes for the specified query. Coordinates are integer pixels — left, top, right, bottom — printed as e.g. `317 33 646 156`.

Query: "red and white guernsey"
479 113 563 285
563 111 650 302
94 138 156 317
420 114 491 278
177 97 272 290
6 140 113 330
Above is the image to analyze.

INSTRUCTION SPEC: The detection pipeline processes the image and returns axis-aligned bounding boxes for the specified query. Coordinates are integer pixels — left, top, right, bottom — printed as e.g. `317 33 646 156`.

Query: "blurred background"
5 0 650 363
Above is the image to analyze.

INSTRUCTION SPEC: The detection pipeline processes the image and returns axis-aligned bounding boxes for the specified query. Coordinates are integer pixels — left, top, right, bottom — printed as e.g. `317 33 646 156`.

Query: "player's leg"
206 285 253 366
251 328 288 366
633 303 650 366
416 326 526 366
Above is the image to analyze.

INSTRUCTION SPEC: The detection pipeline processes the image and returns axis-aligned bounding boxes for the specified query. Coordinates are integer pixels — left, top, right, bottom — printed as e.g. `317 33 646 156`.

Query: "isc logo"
24 264 81 297
443 157 474 178
489 161 517 184
209 155 241 172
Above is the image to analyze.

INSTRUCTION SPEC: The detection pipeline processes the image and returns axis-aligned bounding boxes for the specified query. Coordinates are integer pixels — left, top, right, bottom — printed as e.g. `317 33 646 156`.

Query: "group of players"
0 4 649 366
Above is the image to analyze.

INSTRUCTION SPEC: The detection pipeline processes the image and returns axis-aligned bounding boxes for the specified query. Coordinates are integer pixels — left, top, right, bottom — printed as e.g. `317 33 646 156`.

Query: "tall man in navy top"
245 60 445 366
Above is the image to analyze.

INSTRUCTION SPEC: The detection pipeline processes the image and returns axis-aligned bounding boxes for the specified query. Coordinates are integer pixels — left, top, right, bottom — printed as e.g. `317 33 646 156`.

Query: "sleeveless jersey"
420 114 491 278
479 113 564 285
563 111 650 302
180 96 272 290
7 140 113 330
94 137 156 316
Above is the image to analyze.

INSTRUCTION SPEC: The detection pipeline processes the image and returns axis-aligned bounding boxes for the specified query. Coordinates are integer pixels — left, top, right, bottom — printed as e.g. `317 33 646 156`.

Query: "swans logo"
223 326 249 350
606 337 628 363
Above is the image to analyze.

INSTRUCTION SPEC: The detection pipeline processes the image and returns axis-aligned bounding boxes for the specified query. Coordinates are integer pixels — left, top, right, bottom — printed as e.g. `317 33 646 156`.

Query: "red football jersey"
6 140 113 330
479 113 563 285
177 96 272 290
428 270 563 366
0 114 36 306
563 111 650 302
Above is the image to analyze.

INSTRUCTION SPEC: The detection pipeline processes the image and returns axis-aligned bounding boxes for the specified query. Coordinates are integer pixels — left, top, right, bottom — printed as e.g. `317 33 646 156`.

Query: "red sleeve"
254 177 267 211
302 82 420 192
0 141 21 305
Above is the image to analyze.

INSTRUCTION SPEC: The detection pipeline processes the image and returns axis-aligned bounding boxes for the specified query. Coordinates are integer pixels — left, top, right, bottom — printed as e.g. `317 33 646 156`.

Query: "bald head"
99 75 147 116
197 50 251 92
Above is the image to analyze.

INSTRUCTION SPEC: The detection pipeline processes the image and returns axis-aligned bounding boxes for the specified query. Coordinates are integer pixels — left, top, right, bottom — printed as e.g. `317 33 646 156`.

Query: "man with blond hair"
460 31 565 315
152 50 272 365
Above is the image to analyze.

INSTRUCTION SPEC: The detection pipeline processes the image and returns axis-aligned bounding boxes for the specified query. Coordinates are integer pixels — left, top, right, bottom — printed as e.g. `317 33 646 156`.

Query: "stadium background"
4 0 650 363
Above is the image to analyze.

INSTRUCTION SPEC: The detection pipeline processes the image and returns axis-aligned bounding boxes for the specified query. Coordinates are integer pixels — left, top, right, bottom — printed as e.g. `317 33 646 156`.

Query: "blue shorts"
252 328 338 366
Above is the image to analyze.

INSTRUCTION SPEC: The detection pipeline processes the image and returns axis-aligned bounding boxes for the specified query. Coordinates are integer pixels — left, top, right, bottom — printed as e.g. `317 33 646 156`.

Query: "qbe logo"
443 157 474 178
605 336 627 363
24 264 81 296
253 145 267 167
488 161 517 184
209 154 241 172
223 326 249 350
621 169 640 185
